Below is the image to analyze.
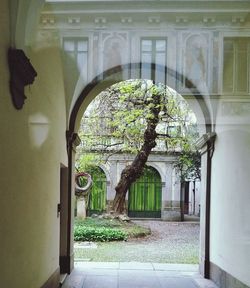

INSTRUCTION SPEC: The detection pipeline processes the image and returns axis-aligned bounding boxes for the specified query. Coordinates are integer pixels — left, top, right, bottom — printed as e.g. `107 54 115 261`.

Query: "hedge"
74 225 128 242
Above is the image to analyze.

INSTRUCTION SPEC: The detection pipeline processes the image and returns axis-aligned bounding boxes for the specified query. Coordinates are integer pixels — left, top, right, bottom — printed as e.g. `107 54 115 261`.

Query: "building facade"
79 153 187 220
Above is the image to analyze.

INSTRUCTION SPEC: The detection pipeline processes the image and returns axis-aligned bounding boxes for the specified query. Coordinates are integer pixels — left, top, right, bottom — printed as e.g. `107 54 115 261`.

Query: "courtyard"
61 220 217 288
74 220 200 263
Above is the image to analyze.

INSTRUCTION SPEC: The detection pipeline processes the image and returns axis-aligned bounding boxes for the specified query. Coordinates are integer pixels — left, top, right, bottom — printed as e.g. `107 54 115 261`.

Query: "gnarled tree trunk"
112 92 161 213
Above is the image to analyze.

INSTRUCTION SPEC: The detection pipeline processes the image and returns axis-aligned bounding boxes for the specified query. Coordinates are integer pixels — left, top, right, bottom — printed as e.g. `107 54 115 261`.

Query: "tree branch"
156 133 172 138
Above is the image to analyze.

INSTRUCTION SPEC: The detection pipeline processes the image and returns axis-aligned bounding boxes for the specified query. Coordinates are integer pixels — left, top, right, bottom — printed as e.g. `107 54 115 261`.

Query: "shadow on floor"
61 262 218 288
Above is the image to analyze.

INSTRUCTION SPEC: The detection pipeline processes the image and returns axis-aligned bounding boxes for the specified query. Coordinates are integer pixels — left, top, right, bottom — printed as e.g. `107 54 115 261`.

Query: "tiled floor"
61 262 218 288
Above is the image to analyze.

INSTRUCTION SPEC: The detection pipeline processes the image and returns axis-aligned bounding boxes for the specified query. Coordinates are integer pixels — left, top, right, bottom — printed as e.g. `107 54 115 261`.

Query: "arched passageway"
67 64 213 279
2 1 250 287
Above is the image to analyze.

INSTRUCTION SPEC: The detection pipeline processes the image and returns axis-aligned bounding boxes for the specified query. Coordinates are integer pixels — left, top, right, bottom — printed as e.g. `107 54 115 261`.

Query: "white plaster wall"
210 123 250 287
164 164 173 202
0 3 68 286
102 161 116 201
172 168 181 202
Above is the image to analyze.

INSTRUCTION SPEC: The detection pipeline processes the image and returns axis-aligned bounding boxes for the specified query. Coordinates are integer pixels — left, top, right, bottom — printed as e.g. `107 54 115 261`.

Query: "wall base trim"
60 254 74 274
161 209 181 221
41 267 60 288
210 262 249 288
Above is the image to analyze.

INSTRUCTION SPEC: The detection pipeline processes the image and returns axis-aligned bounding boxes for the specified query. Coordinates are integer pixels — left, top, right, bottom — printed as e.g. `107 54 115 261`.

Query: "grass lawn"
74 241 198 263
74 218 199 264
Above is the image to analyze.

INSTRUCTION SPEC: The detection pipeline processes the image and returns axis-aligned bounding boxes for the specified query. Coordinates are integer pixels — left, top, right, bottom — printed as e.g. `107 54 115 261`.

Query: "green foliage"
74 225 127 242
175 150 201 182
78 80 197 156
74 218 150 242
76 153 102 174
76 79 201 188
75 217 123 228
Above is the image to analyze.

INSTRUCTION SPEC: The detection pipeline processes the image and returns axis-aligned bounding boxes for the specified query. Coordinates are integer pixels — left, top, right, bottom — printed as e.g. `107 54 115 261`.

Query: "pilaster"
196 132 216 278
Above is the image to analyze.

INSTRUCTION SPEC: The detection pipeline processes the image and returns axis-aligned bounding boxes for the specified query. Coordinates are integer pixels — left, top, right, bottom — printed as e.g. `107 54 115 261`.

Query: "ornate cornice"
40 0 250 29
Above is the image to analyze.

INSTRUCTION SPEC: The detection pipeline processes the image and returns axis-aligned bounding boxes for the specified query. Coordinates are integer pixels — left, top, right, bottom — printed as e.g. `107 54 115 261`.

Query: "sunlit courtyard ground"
74 220 199 264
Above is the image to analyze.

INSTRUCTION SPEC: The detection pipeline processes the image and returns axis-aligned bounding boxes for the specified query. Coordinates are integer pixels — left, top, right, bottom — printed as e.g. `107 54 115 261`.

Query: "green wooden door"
128 166 162 218
87 167 106 215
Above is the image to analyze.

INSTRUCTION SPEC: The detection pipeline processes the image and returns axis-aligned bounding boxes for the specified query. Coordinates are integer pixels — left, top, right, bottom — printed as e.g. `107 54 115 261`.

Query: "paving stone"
155 270 190 278
152 263 199 271
119 274 161 288
83 275 118 288
158 277 198 288
119 262 154 270
118 269 157 278
82 268 118 276
181 271 201 277
75 261 119 269
193 277 219 288
61 262 218 288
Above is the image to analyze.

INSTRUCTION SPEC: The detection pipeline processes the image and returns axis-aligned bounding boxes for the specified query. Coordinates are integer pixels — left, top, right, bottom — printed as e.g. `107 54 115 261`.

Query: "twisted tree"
77 80 199 213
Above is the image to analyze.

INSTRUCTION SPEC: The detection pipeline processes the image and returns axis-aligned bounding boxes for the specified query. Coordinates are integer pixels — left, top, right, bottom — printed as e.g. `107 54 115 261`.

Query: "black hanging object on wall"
8 48 37 110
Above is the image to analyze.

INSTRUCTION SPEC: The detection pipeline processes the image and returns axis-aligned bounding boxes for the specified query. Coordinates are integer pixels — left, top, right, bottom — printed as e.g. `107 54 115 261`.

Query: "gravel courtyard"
74 220 200 264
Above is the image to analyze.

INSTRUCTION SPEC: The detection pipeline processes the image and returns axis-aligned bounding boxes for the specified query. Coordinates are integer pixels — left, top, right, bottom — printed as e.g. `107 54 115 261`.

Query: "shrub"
75 217 123 228
74 225 128 242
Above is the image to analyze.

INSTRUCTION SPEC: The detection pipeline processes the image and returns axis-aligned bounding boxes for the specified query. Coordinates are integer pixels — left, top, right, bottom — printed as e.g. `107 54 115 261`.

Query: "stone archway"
69 63 211 133
68 63 212 278
5 0 248 286
67 62 213 278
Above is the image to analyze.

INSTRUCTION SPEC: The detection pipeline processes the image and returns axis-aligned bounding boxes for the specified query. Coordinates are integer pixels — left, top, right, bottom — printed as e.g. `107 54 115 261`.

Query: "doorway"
128 166 162 218
87 166 107 216
59 164 69 274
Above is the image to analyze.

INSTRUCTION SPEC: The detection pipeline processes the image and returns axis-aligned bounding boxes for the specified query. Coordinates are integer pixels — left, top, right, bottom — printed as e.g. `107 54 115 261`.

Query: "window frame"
222 36 250 95
140 37 168 84
62 37 89 80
